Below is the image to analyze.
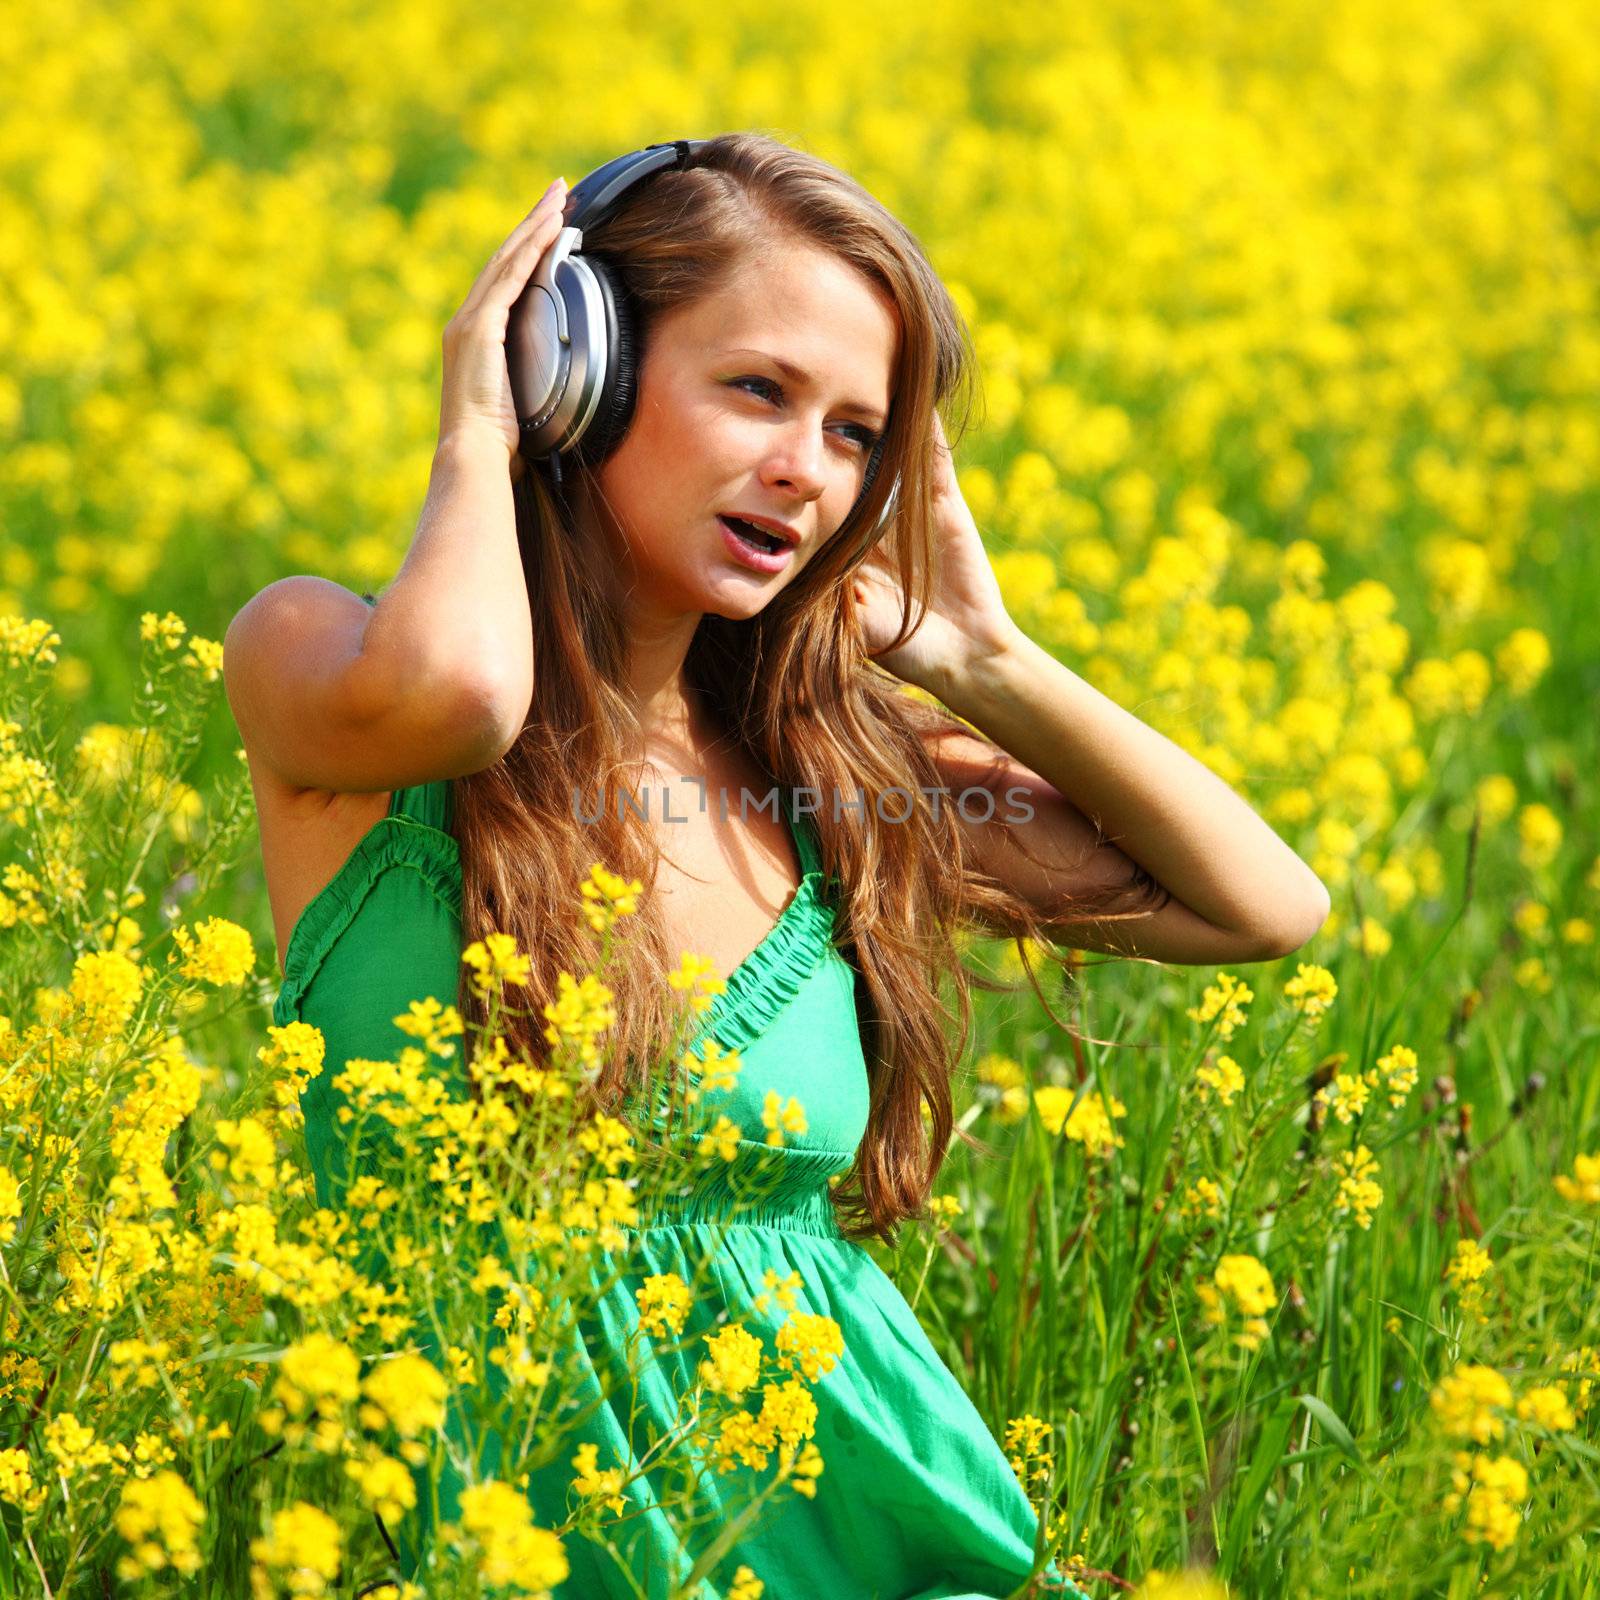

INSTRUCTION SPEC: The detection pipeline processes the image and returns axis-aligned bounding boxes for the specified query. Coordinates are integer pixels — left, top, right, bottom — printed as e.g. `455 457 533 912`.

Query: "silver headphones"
505 138 899 538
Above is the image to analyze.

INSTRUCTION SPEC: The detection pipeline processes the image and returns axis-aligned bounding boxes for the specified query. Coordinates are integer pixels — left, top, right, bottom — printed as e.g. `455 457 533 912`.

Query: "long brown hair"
441 132 1168 1247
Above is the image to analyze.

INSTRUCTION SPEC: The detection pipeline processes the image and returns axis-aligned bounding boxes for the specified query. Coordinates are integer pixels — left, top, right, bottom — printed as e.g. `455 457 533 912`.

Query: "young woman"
226 132 1329 1597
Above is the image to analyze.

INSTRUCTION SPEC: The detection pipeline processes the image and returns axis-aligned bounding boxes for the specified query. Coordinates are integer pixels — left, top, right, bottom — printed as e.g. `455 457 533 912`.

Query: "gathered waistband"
629 1180 847 1240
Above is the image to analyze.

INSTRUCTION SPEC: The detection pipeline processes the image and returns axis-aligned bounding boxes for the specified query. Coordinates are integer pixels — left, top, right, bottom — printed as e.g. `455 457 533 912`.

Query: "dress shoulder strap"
387 778 453 832
359 591 454 836
785 786 824 878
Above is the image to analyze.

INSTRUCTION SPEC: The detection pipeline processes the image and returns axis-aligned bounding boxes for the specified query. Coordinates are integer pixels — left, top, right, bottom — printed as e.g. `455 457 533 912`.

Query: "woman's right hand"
438 176 570 480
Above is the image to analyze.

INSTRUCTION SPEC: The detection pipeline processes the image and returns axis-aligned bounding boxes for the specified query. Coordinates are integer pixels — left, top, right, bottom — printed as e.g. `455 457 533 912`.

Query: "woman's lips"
718 515 795 573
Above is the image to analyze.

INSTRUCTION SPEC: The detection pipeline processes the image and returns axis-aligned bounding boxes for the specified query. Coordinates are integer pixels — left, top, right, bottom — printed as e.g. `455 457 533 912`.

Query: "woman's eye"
729 376 876 451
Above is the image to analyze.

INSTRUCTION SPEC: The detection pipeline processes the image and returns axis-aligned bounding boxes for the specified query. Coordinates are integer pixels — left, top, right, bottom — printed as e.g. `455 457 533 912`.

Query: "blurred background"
4 0 1600 1586
5 0 1596 952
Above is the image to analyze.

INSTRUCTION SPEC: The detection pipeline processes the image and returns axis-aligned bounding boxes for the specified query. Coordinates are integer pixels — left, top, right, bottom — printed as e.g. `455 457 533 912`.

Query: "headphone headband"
563 140 706 234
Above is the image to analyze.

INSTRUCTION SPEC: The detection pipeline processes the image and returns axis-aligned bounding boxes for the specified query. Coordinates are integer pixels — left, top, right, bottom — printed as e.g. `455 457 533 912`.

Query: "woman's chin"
700 586 777 622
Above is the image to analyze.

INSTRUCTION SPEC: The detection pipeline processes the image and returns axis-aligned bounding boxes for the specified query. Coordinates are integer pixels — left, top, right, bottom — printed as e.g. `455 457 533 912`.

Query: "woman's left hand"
849 409 1022 696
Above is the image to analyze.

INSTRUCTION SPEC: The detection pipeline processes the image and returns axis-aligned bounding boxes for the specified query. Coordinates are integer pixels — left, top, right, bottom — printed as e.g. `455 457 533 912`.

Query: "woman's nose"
764 425 827 498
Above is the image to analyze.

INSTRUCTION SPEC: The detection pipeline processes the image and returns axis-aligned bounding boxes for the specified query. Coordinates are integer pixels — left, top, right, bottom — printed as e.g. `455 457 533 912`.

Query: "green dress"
271 731 1085 1600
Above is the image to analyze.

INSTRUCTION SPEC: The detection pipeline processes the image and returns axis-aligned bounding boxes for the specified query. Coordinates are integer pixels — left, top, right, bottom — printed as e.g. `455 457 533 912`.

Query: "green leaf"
1297 1392 1363 1467
1221 1393 1300 1574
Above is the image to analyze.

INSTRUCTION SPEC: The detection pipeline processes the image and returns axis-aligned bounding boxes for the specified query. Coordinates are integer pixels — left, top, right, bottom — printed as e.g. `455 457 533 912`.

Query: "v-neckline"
684 798 837 1058
375 771 822 996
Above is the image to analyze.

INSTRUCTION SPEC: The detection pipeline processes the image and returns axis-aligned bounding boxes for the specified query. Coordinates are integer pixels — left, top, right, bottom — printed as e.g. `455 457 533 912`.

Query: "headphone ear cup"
843 432 898 537
861 433 885 497
569 254 639 473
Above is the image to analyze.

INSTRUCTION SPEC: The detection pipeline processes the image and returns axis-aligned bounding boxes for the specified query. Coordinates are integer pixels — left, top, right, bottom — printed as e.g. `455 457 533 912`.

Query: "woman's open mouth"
718 515 795 572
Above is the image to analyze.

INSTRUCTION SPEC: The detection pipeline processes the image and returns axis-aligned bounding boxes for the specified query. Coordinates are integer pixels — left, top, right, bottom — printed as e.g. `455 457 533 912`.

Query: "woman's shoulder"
272 792 463 1029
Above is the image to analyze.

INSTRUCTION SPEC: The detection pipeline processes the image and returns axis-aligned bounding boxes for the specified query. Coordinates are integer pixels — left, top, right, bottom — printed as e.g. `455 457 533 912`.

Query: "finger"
507 180 569 243
485 184 569 276
456 188 571 322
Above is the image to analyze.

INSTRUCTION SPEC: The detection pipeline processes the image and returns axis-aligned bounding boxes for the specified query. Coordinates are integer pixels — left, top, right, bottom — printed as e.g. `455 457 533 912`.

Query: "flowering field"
3 0 1600 1595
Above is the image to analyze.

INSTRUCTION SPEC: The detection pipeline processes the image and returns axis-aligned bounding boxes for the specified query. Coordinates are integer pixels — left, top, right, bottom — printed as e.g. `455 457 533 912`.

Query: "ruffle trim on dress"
691 869 839 1055
273 816 462 1025
635 1140 857 1237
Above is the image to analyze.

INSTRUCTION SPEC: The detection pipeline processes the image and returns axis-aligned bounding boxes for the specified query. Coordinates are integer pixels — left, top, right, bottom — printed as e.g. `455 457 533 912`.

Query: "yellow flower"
670 952 728 1017
729 1563 766 1598
1032 1085 1126 1158
688 1038 742 1097
581 863 643 934
139 610 188 649
457 1481 569 1591
1517 803 1562 871
360 1354 447 1439
775 1311 845 1383
752 1268 803 1316
1515 1385 1575 1432
209 1116 278 1197
1332 1144 1383 1229
761 1090 808 1147
1377 1043 1418 1109
578 1112 637 1174
344 1447 417 1528
0 614 60 667
757 1377 818 1447
114 1469 205 1580
69 948 144 1037
571 1441 628 1517
257 1020 327 1105
636 1272 693 1339
170 915 255 985
1554 1152 1600 1205
1194 1054 1244 1106
1282 962 1338 1021
391 996 464 1057
1445 1239 1492 1320
1442 1450 1528 1551
1430 1364 1512 1444
1495 627 1550 697
0 1168 22 1246
1315 1069 1371 1125
1003 1413 1053 1501
1177 1177 1224 1222
471 1255 512 1295
698 1114 742 1163
1185 971 1254 1041
281 1336 361 1415
699 1326 764 1400
1200 1255 1277 1352
183 635 224 679
0 1447 47 1514
786 1439 825 1500
1214 1254 1276 1318
541 970 616 1064
463 931 533 996
44 1413 117 1478
976 1051 1030 1123
1132 1571 1231 1599
1560 1347 1600 1417
249 1503 343 1595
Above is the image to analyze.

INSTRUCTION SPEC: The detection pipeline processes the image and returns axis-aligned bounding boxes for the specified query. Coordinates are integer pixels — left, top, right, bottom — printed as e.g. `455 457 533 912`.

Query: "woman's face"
586 238 900 622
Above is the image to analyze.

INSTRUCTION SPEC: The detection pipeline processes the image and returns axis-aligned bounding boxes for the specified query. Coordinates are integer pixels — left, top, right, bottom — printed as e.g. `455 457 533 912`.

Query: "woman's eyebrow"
720 347 888 428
